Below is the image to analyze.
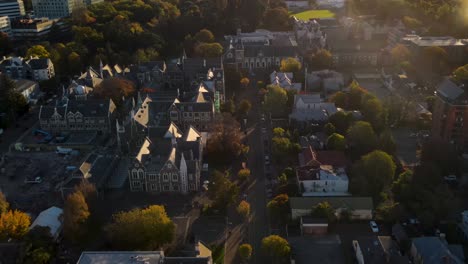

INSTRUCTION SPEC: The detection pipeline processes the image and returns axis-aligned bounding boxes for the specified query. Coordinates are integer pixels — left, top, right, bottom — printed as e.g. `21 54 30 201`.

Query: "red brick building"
431 78 468 151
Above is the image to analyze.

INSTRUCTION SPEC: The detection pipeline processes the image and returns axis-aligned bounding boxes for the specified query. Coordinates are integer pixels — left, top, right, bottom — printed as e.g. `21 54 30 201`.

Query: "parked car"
444 175 457 182
265 155 270 165
370 221 379 233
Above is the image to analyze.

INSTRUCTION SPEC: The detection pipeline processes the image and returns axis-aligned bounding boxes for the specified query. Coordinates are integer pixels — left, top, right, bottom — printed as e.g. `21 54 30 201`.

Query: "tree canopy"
346 121 377 157
267 194 289 223
0 192 8 215
280 57 301 73
453 64 468 83
327 133 346 151
206 114 244 164
63 190 90 243
208 170 239 209
306 49 333 70
0 210 31 240
311 201 336 222
26 45 50 58
237 200 251 220
261 235 291 258
238 243 253 263
264 85 288 116
106 205 175 250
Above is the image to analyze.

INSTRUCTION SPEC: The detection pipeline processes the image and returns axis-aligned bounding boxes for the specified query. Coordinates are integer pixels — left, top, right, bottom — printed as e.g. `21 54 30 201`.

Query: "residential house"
410 237 464 264
353 236 410 264
29 206 63 240
289 94 338 125
306 70 344 94
300 216 328 236
296 165 349 196
0 16 11 35
290 196 374 220
224 29 302 70
270 71 302 91
431 78 468 151
128 123 202 194
38 98 116 133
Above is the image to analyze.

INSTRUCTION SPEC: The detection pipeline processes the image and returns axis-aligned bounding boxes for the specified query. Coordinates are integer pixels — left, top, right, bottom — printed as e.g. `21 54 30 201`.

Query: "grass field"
291 9 335 20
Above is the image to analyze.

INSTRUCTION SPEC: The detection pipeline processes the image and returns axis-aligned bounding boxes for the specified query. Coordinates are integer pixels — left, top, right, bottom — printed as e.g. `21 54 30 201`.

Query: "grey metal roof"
437 78 464 100
412 237 464 264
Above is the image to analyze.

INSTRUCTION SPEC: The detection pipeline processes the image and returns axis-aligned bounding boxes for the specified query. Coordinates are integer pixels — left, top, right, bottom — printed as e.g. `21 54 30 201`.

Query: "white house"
297 165 349 196
14 79 41 104
270 71 302 91
29 206 63 240
289 94 337 123
290 197 373 220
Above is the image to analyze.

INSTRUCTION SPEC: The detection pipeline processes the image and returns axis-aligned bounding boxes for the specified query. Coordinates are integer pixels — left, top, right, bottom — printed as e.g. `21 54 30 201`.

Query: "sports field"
291 9 335 20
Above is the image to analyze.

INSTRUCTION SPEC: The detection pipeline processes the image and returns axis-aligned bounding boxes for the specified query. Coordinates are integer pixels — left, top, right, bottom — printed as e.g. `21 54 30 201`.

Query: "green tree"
378 130 396 154
238 243 253 263
194 29 215 43
0 74 29 122
238 168 251 182
361 97 384 131
261 235 291 259
208 170 239 209
106 205 175 250
237 200 251 220
330 91 347 108
402 16 422 30
421 46 449 74
26 45 50 58
263 7 291 31
0 192 9 214
329 111 354 134
28 248 51 264
67 52 82 74
346 121 377 157
63 191 90 243
327 133 346 151
0 210 31 240
324 123 336 136
264 85 288 116
391 44 410 63
280 57 301 73
311 201 336 222
306 49 333 70
350 150 396 200
267 194 289 223
453 64 468 83
237 99 252 116
195 42 223 57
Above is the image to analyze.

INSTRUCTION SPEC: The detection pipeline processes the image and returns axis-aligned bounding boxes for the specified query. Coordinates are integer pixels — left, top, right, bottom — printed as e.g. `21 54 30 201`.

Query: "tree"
306 49 333 70
391 44 410 63
237 99 252 116
453 64 468 83
0 32 12 56
0 192 8 214
267 194 289 223
350 150 396 200
63 191 90 243
0 74 28 122
280 57 301 73
28 248 51 264
206 114 244 164
378 130 396 154
67 52 82 74
221 99 236 114
238 168 251 182
0 210 31 240
311 201 336 222
261 235 291 259
421 46 449 74
26 45 50 58
106 205 175 250
237 200 251 220
263 7 291 31
330 91 347 109
346 121 377 157
264 85 288 116
194 29 215 43
208 170 239 209
327 133 346 151
238 243 253 263
240 77 250 88
195 42 223 57
329 111 354 134
95 77 136 105
361 97 385 131
324 123 336 136
402 16 422 30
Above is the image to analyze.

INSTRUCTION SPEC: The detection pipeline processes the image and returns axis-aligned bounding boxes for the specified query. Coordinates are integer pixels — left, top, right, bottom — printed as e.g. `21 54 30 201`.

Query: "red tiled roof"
297 165 320 181
315 151 350 168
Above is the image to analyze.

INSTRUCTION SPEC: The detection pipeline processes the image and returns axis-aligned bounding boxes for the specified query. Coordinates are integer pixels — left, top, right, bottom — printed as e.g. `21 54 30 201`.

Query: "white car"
264 155 270 165
370 221 379 233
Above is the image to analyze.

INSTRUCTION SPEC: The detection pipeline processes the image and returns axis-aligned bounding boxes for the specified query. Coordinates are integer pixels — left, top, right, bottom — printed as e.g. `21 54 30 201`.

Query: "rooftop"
290 196 373 211
412 237 464 264
77 251 163 264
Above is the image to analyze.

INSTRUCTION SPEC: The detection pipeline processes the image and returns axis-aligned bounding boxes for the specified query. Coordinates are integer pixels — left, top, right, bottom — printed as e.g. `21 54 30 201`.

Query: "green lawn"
291 9 335 20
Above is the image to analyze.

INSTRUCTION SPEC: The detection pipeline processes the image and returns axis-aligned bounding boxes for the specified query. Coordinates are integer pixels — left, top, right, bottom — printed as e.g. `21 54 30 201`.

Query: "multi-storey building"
128 123 202 193
432 78 468 151
0 0 25 18
9 17 56 41
0 15 11 35
402 35 468 65
38 98 116 133
0 56 55 81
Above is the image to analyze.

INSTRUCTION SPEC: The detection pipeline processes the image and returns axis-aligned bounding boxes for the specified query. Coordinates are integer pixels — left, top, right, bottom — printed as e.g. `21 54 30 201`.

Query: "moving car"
370 221 379 233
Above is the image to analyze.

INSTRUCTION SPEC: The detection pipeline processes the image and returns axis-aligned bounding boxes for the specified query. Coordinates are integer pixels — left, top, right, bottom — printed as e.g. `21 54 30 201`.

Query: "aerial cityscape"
0 0 467 263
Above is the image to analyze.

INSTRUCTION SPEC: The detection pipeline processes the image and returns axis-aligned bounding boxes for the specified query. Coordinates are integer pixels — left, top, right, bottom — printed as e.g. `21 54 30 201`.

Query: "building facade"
38 98 115 133
0 56 55 81
10 17 57 41
32 0 75 19
0 16 11 35
128 124 202 194
431 78 468 151
0 0 25 18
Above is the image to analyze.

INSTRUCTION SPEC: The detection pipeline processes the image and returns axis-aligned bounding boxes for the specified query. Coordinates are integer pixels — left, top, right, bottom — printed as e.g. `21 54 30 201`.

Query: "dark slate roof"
183 58 222 72
67 99 110 117
27 58 51 70
437 78 465 101
290 197 373 211
412 237 464 264
244 45 300 57
176 102 213 112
